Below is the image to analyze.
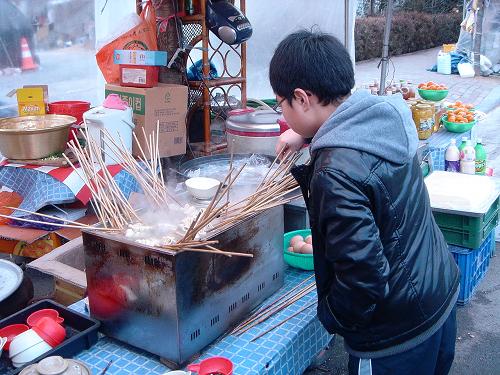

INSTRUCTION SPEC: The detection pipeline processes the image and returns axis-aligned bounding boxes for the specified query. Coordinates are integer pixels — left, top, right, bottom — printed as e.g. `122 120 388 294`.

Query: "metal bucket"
0 115 75 160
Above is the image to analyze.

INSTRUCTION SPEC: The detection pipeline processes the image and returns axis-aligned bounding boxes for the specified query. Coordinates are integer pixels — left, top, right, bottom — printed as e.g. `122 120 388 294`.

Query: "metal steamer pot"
225 109 281 156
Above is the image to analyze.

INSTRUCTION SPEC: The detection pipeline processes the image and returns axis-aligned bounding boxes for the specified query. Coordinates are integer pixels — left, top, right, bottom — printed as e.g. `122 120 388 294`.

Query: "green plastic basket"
418 88 449 101
442 115 476 133
283 229 314 271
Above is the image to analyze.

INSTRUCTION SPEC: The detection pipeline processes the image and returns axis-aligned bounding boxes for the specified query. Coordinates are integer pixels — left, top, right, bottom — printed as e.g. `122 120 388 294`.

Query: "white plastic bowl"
11 340 52 368
9 328 53 367
185 177 221 200
9 329 45 358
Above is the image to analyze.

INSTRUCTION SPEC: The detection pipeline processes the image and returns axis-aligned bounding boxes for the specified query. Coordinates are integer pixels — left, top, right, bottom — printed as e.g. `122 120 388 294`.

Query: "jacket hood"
311 91 418 164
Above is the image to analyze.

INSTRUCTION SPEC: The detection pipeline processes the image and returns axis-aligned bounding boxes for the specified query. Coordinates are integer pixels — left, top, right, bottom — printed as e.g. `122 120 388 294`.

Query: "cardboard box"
15 86 48 116
0 215 98 259
105 83 187 158
29 237 87 306
113 50 168 66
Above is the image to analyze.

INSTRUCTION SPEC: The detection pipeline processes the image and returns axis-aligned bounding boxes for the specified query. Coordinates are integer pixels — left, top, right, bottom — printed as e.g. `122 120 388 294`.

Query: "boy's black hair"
269 30 355 106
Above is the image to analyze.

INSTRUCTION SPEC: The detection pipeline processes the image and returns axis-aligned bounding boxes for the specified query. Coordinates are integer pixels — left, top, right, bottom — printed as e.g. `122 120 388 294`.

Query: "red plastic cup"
27 309 64 328
48 100 91 144
0 324 29 350
32 317 66 348
187 357 233 375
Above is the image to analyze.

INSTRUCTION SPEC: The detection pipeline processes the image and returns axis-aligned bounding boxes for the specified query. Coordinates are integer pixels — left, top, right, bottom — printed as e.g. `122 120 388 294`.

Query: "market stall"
0 0 498 374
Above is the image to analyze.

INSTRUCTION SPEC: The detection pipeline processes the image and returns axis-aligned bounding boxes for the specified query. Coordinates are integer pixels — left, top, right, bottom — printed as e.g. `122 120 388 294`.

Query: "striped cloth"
0 160 139 216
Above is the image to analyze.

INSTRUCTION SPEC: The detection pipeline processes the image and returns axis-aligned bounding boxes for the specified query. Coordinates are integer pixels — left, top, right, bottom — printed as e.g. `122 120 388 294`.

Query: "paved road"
0 45 99 118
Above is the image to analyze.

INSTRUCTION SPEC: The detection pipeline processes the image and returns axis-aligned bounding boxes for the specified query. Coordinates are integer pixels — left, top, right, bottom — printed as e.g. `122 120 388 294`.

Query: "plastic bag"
95 1 157 84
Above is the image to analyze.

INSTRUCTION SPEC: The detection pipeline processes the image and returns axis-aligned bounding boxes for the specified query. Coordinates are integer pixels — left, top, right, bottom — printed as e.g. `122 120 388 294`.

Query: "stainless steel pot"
0 115 75 160
225 109 281 156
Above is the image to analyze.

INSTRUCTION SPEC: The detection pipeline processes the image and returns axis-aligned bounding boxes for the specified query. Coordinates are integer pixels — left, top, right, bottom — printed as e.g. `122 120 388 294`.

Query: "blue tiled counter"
70 269 332 375
426 127 472 171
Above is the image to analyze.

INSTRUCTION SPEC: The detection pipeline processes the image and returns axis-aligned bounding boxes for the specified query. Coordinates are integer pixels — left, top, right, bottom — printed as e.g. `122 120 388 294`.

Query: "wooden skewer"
162 246 253 258
233 283 316 335
250 301 316 342
0 213 121 231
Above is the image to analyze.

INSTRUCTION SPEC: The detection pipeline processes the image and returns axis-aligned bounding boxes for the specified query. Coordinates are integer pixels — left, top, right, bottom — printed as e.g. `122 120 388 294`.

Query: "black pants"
348 308 457 375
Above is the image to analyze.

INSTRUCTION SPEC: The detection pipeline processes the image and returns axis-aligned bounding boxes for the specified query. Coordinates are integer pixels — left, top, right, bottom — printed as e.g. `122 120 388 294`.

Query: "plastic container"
83 105 134 165
442 116 476 133
187 356 233 375
460 140 476 175
0 300 100 375
437 51 452 75
458 137 468 153
119 64 159 88
283 229 314 271
433 197 500 234
449 232 494 305
475 139 487 175
0 324 29 351
47 101 91 144
444 139 460 172
418 88 449 101
32 317 66 348
437 213 498 248
27 310 64 328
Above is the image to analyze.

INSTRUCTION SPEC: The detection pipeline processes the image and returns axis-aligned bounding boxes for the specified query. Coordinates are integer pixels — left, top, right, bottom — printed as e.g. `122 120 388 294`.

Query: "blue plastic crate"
449 232 495 306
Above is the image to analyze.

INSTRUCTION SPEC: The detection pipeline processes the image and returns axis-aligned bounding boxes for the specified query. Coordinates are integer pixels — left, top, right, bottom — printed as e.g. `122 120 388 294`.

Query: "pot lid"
226 110 280 133
20 356 92 375
0 259 23 302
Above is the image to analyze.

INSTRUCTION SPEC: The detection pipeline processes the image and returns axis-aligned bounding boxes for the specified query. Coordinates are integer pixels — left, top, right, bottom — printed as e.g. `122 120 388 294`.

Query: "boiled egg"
300 243 313 254
292 241 306 253
289 235 304 248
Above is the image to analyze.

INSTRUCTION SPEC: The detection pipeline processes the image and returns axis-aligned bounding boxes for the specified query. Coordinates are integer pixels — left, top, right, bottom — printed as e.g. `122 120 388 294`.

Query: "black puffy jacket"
292 148 459 354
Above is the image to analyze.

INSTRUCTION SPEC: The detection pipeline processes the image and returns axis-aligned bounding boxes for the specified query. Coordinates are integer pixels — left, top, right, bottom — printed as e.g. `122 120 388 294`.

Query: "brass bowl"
0 115 76 160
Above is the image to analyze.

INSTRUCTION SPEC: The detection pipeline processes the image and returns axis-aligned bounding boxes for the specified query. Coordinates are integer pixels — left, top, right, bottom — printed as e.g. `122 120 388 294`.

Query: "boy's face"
276 89 331 139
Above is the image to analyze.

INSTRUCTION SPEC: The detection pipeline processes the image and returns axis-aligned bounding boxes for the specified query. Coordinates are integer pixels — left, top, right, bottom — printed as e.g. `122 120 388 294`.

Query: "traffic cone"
20 37 37 71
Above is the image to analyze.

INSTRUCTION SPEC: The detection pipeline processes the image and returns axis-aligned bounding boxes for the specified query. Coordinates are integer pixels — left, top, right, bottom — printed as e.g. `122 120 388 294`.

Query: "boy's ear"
293 88 311 111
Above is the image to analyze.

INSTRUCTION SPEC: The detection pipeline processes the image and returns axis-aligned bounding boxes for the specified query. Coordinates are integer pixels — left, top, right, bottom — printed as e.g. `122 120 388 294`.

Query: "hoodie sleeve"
310 169 390 333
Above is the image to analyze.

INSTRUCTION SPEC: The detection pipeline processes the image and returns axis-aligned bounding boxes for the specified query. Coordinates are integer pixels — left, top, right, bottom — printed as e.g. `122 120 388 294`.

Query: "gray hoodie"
311 91 418 165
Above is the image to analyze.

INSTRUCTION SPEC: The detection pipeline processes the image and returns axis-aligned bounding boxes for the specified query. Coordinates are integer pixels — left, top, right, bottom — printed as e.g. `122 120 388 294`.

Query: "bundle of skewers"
230 275 317 341
0 122 302 259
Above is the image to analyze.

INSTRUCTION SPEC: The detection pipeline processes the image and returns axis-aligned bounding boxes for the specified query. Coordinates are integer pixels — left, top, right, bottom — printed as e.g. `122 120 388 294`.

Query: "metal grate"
181 23 202 49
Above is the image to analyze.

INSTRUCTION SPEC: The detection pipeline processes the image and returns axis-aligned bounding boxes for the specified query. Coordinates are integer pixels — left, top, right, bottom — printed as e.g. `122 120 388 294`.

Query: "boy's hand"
276 129 305 158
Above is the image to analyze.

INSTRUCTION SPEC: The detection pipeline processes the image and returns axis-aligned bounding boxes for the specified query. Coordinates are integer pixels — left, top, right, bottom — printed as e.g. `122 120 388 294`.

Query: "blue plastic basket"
449 232 495 306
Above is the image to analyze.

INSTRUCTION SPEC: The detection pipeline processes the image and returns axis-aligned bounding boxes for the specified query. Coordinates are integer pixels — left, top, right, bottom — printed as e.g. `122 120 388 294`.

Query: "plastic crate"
449 232 495 306
433 197 499 233
438 213 498 248
0 299 100 374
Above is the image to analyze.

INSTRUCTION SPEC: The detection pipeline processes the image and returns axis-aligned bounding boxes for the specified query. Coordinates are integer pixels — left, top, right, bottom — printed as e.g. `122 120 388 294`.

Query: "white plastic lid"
0 260 23 302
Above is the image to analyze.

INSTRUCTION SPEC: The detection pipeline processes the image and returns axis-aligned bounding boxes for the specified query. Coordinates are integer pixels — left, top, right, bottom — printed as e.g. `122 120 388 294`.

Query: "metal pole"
472 0 484 76
379 0 394 95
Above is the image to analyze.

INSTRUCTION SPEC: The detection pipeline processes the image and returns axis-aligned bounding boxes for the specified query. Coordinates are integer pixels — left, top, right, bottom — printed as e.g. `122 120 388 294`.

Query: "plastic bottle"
445 139 460 172
460 140 476 174
474 138 487 175
437 50 452 75
458 137 468 153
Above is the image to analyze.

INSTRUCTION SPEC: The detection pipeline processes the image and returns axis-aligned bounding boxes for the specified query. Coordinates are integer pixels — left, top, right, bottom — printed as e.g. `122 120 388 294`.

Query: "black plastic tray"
0 299 100 374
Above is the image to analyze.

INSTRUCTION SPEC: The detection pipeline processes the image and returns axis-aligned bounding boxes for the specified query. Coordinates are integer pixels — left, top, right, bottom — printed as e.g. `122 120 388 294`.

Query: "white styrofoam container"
425 171 500 217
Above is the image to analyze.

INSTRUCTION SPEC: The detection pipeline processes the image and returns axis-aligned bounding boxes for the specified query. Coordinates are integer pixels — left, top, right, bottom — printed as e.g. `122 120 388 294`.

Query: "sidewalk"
355 47 500 107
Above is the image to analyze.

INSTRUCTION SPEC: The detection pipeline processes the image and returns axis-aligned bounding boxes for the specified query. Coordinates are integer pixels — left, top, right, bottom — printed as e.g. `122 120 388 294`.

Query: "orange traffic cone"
20 37 37 71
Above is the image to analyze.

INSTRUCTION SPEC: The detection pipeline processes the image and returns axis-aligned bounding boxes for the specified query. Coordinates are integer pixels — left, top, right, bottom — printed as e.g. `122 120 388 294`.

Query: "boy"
270 30 459 375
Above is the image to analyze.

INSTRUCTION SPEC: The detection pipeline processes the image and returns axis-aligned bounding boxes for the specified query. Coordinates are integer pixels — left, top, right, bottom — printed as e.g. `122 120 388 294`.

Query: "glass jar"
412 103 434 140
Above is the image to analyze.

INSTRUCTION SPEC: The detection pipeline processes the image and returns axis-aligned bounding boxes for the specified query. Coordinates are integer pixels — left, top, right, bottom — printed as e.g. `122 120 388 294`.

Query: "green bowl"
283 229 314 271
418 89 449 101
442 116 476 133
